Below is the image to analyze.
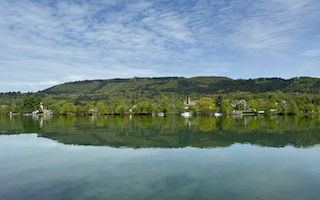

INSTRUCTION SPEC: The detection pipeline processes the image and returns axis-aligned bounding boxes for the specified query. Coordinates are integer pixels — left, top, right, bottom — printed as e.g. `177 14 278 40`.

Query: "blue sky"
1 0 320 92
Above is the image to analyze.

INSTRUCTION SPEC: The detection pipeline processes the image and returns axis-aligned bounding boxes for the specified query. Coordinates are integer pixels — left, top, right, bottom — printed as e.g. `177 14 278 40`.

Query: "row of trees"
1 91 320 115
1 97 317 116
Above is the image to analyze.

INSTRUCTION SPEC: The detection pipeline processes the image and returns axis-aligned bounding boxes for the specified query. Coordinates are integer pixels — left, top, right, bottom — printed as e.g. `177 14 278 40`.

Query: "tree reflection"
198 116 216 132
1 115 320 148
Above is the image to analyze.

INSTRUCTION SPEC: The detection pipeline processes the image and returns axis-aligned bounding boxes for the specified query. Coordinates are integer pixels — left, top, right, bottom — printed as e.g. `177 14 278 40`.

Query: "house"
89 107 98 113
184 96 196 107
33 102 53 115
43 110 53 114
280 100 287 105
234 99 247 109
260 101 267 106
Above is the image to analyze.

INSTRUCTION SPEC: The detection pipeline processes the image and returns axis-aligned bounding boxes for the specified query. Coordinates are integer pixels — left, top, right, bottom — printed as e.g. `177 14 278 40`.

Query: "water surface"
0 115 319 200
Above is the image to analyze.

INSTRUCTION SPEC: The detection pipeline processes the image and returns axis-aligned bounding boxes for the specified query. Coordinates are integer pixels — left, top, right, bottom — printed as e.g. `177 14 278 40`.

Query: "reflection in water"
1 115 320 148
0 116 320 200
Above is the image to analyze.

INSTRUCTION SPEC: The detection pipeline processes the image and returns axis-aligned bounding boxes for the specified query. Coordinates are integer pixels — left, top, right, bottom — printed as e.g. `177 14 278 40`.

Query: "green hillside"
41 76 320 95
2 76 320 115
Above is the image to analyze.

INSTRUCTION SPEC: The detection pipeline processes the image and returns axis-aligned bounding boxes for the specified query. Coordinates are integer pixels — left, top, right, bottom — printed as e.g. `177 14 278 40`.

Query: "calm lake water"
1 115 320 200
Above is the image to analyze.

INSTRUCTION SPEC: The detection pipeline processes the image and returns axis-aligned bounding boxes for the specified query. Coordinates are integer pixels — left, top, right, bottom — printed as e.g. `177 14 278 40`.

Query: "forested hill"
40 76 320 95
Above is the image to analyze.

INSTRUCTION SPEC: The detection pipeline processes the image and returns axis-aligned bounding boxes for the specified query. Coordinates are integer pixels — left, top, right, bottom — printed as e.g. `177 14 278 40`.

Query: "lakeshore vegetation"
1 76 320 115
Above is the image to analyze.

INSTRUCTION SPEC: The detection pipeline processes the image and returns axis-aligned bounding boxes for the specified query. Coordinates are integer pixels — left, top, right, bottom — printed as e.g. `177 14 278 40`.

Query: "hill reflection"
1 115 320 148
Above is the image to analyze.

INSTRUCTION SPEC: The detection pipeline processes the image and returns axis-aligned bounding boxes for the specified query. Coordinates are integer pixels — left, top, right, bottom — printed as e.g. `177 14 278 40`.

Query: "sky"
0 0 320 92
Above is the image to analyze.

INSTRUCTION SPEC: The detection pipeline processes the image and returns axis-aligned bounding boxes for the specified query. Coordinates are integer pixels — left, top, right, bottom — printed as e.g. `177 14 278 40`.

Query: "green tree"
264 99 277 110
303 103 315 113
141 101 149 114
296 99 305 110
287 100 299 115
0 106 4 115
66 103 75 114
62 104 71 115
4 106 11 114
235 103 245 111
115 105 124 115
96 101 105 114
50 103 61 114
163 103 171 114
188 105 198 114
75 105 82 115
13 105 22 113
22 96 39 113
198 97 215 114
147 102 157 114
220 100 232 114
122 104 130 114
216 95 223 109
82 104 91 115
247 99 259 112
312 95 320 106
133 102 142 114
176 102 185 113
105 105 113 115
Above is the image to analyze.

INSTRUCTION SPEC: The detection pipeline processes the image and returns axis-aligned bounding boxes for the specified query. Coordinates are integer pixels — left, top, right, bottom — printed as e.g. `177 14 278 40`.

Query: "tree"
235 103 245 111
105 105 113 115
96 101 105 114
303 103 315 113
216 95 223 110
312 95 320 106
4 106 11 114
188 105 198 114
247 99 259 112
176 102 185 113
296 99 305 110
220 100 232 114
154 104 162 113
82 104 91 115
163 103 171 114
13 105 22 113
133 102 142 114
287 100 299 115
265 99 277 110
198 97 215 114
147 102 156 114
141 101 149 114
0 106 4 115
50 103 61 114
122 104 130 114
62 104 70 115
115 105 124 114
66 103 75 113
22 96 39 113
75 105 82 115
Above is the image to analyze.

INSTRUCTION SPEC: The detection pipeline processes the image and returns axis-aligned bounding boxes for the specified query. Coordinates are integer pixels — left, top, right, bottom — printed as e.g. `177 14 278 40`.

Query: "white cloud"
0 0 320 92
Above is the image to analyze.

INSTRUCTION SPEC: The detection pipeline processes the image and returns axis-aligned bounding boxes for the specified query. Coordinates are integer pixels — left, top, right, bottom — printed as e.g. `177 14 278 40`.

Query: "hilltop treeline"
1 76 320 115
39 76 320 95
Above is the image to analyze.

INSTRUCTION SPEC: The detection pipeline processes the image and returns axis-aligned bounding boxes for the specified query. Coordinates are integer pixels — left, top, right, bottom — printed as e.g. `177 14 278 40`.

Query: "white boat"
157 112 165 117
181 112 192 117
214 112 222 117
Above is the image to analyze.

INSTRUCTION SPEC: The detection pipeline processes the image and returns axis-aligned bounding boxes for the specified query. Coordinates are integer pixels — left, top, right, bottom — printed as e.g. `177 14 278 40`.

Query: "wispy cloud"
0 0 319 92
